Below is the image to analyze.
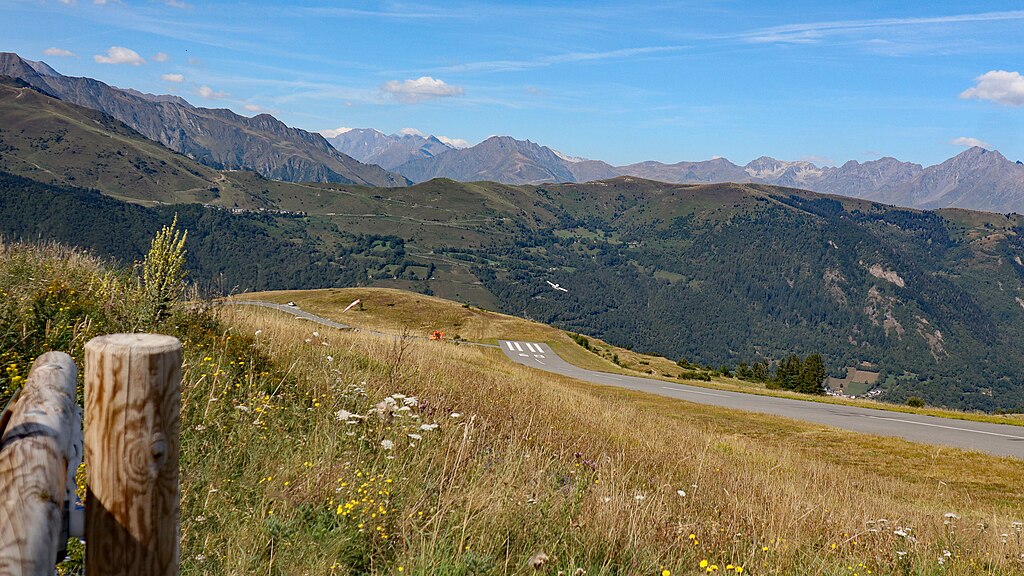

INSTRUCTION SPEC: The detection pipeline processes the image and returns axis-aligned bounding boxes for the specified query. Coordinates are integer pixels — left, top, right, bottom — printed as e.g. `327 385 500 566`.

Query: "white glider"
342 299 361 312
546 280 569 293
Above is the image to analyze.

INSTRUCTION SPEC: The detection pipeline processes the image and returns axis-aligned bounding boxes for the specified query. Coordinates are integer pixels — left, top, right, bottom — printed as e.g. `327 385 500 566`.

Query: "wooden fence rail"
0 352 80 575
0 334 181 576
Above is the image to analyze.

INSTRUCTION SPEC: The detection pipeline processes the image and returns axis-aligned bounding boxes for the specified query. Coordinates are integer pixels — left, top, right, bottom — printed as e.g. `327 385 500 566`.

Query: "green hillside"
3 86 1024 411
233 177 1024 411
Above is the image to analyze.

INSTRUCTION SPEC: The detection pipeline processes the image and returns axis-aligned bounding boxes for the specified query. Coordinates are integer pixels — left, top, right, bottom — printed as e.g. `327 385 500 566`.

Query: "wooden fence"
0 334 181 576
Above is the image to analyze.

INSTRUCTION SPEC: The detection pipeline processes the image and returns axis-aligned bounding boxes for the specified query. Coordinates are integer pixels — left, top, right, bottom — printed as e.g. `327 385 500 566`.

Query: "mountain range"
329 131 1024 214
5 51 1023 214
0 53 407 187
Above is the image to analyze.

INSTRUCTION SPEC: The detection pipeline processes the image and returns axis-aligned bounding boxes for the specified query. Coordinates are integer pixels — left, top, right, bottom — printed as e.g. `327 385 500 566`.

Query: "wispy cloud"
733 10 1024 45
951 136 991 148
243 103 265 113
161 73 184 83
43 47 76 57
960 70 1024 106
94 46 145 66
381 76 464 103
153 52 169 62
437 45 686 74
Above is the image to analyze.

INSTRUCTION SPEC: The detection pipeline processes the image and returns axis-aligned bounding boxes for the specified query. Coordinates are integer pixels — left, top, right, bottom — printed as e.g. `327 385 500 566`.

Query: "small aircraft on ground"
546 280 569 293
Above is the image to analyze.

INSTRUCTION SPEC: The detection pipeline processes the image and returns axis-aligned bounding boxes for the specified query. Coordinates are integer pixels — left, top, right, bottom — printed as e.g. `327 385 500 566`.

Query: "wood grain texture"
84 334 181 576
0 352 79 576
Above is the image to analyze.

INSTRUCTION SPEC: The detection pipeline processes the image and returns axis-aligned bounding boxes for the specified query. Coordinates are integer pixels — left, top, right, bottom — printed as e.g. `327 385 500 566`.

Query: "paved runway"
500 340 1024 459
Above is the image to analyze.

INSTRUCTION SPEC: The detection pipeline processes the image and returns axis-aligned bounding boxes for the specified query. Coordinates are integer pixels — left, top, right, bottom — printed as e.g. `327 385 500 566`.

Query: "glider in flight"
546 280 569 293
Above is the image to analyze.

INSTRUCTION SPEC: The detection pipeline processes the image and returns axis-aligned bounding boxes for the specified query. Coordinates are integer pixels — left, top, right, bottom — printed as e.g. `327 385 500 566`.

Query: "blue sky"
3 0 1024 166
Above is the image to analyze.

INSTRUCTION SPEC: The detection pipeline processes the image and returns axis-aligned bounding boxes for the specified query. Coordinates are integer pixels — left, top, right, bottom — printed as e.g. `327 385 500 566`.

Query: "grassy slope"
234 288 1024 428
180 301 1024 575
0 80 224 203
3 241 1022 575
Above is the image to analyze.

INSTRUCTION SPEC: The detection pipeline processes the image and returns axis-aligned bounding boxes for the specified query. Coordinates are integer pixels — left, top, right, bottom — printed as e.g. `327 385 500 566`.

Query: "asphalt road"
500 340 1024 459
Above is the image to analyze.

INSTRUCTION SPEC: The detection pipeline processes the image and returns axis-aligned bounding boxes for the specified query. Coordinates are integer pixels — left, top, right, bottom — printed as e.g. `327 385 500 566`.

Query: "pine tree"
798 354 827 395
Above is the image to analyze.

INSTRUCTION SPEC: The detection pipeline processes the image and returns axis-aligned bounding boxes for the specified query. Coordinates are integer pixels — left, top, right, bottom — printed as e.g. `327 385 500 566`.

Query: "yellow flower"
662 570 671 576
700 560 709 569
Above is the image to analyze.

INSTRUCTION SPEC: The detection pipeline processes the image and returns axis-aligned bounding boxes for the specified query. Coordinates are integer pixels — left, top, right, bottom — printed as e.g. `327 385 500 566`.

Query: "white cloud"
951 136 991 148
243 103 263 112
197 85 229 99
161 73 184 83
320 127 353 138
94 46 145 66
398 127 425 136
381 76 464 103
153 52 170 62
58 0 75 4
436 135 470 148
960 70 1024 107
43 47 76 57
164 0 190 8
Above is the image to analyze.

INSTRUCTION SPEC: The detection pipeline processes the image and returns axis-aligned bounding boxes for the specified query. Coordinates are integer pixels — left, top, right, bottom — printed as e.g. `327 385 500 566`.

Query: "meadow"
2 240 1023 575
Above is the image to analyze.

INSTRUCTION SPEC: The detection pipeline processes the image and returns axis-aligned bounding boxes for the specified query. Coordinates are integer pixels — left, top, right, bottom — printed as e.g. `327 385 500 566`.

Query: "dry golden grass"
177 303 1024 575
233 288 1024 428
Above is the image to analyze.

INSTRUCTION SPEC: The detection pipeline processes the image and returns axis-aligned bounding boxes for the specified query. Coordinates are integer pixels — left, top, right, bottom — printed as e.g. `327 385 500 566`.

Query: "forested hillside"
5 164 1024 411
466 184 1024 410
0 172 429 291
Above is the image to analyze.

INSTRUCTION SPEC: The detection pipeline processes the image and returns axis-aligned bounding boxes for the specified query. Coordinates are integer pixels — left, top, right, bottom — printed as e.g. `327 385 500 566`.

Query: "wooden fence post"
84 334 181 576
0 352 80 575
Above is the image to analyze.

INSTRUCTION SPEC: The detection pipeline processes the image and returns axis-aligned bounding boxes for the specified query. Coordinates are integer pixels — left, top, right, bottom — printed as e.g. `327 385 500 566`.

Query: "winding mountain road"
226 301 1024 459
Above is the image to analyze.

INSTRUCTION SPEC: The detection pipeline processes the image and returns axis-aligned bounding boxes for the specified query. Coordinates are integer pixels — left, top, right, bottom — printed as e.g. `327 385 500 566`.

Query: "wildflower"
634 494 646 502
419 423 438 431
676 489 686 497
402 396 419 407
700 560 709 569
254 330 262 336
450 412 462 418
380 439 394 450
662 570 671 576
235 405 250 412
326 355 334 362
336 409 364 422
528 552 549 570
408 433 422 441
